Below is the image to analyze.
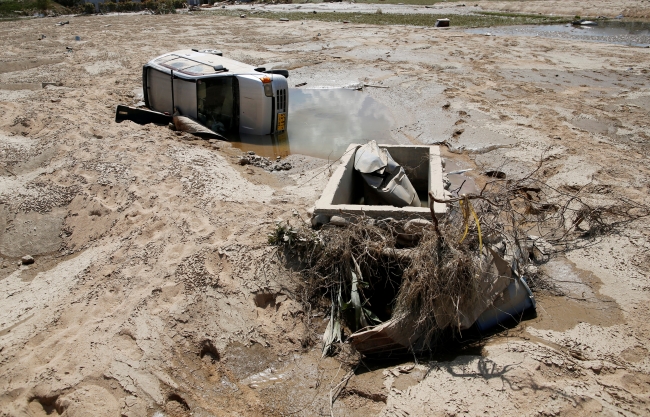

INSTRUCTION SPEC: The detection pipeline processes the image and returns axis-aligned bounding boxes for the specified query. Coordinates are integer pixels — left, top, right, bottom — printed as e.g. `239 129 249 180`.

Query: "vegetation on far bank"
0 0 575 26
206 9 571 28
0 0 182 16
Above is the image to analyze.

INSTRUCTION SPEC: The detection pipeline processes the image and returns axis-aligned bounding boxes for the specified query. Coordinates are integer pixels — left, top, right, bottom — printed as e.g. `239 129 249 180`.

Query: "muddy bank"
477 0 650 18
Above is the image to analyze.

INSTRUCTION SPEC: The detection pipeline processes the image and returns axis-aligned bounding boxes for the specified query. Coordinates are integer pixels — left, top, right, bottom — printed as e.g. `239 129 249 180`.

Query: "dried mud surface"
1 1 650 416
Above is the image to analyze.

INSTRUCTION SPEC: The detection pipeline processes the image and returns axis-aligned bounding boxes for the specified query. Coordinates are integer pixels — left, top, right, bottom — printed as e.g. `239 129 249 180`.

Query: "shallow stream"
467 20 650 47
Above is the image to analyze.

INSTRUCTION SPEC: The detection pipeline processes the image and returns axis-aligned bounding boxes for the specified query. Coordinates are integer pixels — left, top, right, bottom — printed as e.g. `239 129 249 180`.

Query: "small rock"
590 362 603 374
311 214 330 227
329 216 349 226
442 102 451 109
238 157 250 166
527 235 553 263
443 175 451 190
569 350 586 361
248 151 256 155
524 264 539 276
51 98 61 103
279 18 289 21
240 14 246 18
21 255 34 265
404 218 432 234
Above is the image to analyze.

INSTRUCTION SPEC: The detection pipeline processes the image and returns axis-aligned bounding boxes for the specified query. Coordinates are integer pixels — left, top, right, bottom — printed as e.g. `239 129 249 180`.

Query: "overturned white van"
143 49 288 136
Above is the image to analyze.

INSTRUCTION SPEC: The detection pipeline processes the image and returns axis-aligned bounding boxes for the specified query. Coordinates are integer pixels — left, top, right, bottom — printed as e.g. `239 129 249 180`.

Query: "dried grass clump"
271 209 488 354
271 216 408 310
394 220 483 344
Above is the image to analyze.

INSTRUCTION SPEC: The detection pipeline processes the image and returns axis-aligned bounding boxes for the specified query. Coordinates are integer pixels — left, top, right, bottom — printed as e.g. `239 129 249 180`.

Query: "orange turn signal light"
260 76 272 84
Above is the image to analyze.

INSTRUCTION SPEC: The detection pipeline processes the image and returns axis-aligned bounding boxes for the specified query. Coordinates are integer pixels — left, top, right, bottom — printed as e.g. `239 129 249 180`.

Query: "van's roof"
146 49 259 77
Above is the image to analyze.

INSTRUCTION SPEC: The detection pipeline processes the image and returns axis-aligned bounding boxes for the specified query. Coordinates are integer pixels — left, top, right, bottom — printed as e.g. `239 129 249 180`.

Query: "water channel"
466 20 650 47
229 88 397 160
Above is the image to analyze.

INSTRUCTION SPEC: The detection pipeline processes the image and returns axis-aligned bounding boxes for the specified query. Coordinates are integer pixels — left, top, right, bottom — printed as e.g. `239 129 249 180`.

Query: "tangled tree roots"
396 221 483 344
271 213 495 353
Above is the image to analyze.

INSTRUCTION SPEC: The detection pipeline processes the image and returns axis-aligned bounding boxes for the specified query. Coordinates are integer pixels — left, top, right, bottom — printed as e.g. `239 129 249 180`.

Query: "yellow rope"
458 197 483 252
469 201 483 252
459 198 470 243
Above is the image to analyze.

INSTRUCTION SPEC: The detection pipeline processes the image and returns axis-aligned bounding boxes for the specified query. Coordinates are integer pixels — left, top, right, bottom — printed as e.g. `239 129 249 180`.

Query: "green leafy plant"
83 2 95 13
35 0 50 12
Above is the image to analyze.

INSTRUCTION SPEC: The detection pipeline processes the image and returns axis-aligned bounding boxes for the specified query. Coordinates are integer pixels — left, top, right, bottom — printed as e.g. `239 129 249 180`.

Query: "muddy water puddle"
530 257 623 332
229 88 397 159
442 158 479 196
222 341 281 382
467 21 650 47
217 342 351 414
0 83 42 91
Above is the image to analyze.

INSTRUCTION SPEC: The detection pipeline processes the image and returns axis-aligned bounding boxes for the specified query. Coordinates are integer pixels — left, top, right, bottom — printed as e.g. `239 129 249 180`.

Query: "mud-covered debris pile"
272 211 537 357
239 151 292 171
271 160 650 357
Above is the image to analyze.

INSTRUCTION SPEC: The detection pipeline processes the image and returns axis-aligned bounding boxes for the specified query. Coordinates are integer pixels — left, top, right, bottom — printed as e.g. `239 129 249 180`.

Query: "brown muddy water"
532 257 623 332
229 88 398 159
443 158 479 197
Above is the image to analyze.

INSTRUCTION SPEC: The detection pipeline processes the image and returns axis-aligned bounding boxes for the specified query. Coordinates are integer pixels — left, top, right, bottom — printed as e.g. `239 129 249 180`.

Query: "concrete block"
313 144 446 221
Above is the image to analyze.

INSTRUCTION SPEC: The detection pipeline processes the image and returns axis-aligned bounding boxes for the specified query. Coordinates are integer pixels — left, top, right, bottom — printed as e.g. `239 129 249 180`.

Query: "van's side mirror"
264 69 289 79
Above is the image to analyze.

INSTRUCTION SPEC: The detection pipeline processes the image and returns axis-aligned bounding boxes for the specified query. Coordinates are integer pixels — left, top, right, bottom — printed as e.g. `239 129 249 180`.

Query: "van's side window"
197 77 238 134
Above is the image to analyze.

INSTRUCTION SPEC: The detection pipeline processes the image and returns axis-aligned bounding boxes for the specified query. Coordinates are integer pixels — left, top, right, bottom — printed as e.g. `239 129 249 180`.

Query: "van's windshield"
197 77 238 134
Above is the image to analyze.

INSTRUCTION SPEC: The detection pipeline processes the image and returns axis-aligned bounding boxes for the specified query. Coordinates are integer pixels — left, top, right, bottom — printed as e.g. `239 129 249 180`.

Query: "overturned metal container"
354 141 421 208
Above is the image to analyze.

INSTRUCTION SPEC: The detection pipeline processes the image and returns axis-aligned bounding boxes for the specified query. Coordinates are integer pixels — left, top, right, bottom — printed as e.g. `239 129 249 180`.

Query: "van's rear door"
146 68 173 114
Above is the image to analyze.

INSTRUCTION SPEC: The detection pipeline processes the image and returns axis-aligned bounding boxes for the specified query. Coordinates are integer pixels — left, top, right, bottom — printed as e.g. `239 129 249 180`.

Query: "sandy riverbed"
1 1 650 416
